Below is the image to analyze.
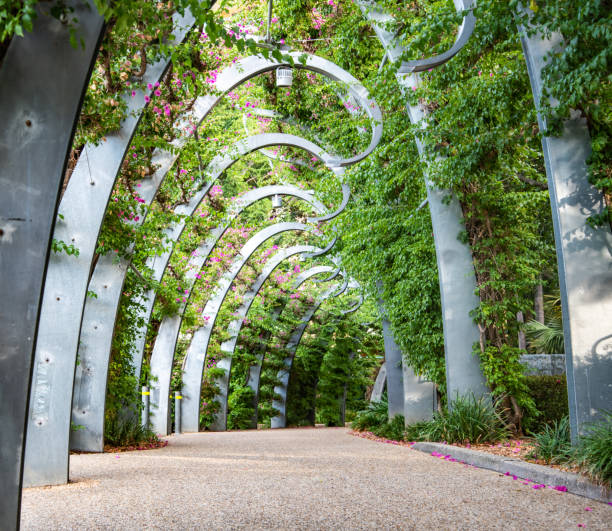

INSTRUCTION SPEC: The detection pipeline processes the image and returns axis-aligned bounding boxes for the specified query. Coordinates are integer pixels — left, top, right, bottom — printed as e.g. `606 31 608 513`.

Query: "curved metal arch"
242 108 317 171
313 267 342 283
270 281 350 428
0 1 105 516
245 265 338 427
26 42 380 482
22 8 200 487
70 183 324 452
190 244 325 432
359 0 475 73
360 1 489 408
302 237 338 258
151 222 321 434
341 294 364 315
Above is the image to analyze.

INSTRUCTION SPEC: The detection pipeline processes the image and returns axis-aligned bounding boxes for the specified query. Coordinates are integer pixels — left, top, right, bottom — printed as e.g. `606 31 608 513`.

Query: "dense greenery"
353 394 509 444
528 413 612 488
8 0 609 442
523 374 569 433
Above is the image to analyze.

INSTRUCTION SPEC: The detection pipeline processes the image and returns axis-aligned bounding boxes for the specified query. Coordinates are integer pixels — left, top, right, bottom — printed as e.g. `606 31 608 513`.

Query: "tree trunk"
534 283 545 324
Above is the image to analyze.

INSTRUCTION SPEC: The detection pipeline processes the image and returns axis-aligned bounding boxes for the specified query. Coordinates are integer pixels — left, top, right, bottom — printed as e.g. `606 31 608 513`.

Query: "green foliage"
227 386 255 430
411 394 510 444
478 345 537 423
0 0 36 42
523 374 569 432
524 319 564 354
51 238 80 256
104 414 159 447
573 411 612 488
371 414 406 441
351 397 389 432
527 416 572 464
44 0 610 441
524 293 564 354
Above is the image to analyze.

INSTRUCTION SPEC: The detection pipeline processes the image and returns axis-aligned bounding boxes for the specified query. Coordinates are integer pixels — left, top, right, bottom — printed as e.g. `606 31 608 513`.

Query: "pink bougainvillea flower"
144 95 151 103
554 486 568 492
584 508 592 511
147 83 153 90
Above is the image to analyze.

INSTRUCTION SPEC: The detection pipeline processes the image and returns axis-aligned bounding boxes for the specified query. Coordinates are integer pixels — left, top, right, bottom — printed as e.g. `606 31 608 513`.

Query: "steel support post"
370 363 387 403
379 316 406 419
519 16 612 440
359 0 489 406
0 4 104 525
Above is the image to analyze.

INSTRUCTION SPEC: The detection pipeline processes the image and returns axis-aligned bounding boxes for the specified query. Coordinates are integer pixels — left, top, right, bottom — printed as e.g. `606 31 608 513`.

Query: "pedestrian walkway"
21 428 610 529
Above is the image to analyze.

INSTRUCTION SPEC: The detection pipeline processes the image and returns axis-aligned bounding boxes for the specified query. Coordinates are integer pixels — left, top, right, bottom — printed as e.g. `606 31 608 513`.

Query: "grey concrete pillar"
519 18 612 440
0 4 104 525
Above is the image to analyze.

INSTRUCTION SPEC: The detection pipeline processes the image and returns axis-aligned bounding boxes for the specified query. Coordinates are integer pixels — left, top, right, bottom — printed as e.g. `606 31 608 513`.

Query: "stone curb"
412 442 611 504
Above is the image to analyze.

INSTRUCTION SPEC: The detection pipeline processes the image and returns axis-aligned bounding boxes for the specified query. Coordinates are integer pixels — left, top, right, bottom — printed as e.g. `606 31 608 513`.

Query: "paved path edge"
411 442 612 504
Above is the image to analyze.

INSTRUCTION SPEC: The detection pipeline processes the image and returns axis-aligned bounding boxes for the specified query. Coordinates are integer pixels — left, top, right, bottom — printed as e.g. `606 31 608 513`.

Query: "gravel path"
21 428 611 530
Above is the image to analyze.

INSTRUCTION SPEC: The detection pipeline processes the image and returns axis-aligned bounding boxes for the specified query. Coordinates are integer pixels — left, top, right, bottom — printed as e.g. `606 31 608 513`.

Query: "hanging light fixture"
275 67 293 87
271 194 282 208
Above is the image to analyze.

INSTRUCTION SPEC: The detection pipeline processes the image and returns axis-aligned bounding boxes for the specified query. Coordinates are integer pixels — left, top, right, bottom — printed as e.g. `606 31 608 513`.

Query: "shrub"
527 416 573 464
412 394 509 444
351 397 389 432
104 415 159 447
371 414 406 441
574 411 612 488
227 387 256 430
523 374 569 432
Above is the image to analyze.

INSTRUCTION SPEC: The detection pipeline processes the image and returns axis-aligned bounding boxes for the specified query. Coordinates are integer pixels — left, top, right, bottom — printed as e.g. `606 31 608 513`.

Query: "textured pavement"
21 428 611 530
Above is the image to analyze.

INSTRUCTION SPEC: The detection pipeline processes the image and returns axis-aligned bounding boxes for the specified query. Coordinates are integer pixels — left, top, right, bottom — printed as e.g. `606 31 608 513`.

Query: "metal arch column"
0 4 104 524
22 8 198 488
377 290 435 422
359 0 489 406
370 363 387 402
246 265 337 427
201 244 324 431
518 16 612 440
270 280 349 428
153 222 320 435
70 181 328 452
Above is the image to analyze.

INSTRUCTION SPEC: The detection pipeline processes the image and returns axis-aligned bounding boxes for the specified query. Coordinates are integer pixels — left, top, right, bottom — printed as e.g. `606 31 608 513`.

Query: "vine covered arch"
1 1 611 527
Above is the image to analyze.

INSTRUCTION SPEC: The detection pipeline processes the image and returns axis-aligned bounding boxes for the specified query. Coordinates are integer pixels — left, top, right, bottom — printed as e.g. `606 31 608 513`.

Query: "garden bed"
103 439 168 453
